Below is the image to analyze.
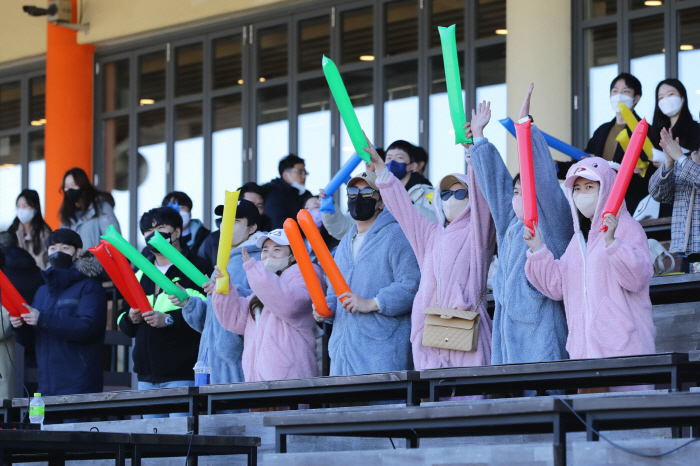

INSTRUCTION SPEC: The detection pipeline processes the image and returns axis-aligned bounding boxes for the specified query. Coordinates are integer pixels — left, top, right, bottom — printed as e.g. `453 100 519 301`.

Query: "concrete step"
571 438 700 465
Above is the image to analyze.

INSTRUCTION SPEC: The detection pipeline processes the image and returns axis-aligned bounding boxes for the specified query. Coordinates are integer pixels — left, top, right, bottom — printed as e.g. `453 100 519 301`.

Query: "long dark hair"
649 79 699 150
59 168 102 225
8 189 52 256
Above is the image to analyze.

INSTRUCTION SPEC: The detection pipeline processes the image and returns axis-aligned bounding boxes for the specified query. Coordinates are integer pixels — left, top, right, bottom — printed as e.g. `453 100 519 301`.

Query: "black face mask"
144 231 177 254
348 196 379 221
49 251 75 270
65 188 82 203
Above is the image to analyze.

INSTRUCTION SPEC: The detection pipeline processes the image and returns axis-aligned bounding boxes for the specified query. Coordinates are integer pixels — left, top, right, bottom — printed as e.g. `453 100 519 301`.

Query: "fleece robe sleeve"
648 164 676 204
374 229 421 317
604 218 654 293
244 260 315 328
525 245 565 302
181 294 207 333
375 169 438 265
321 211 355 241
212 279 252 336
36 280 108 343
469 137 516 243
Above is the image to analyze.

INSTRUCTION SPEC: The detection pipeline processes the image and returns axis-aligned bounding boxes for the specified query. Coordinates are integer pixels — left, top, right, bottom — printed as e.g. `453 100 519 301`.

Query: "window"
0 70 46 230
95 1 507 242
573 0 700 148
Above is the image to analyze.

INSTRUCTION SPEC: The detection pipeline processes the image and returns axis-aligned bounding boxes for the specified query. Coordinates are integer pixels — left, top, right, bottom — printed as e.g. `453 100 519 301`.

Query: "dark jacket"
263 178 313 230
580 114 654 214
12 252 107 396
181 219 210 257
1 246 45 304
198 230 220 268
118 253 213 383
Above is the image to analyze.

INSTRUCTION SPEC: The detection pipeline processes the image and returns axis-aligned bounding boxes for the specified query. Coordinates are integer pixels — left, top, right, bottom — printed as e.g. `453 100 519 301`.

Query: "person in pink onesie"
367 138 496 370
524 158 656 381
180 229 324 382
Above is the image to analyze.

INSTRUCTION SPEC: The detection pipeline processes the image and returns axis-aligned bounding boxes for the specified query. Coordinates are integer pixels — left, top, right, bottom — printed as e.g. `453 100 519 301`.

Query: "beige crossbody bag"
421 281 486 352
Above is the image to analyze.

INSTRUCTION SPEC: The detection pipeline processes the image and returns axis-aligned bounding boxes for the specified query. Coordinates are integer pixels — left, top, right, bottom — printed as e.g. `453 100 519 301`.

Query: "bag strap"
435 279 488 311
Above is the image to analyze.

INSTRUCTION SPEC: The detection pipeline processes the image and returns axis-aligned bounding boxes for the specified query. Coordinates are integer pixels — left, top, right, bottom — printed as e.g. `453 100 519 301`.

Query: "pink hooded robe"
525 158 656 363
212 259 324 382
376 155 496 370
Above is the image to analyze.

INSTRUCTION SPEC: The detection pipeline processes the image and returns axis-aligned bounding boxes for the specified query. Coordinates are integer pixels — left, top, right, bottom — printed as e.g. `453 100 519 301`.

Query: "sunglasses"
440 189 468 201
347 186 377 199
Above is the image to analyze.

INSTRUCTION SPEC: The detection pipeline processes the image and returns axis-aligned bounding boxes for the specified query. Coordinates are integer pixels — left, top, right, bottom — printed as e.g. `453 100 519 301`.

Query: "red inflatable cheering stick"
284 219 332 318
600 118 649 232
90 241 139 310
0 268 29 318
515 118 538 234
97 240 152 314
297 209 352 303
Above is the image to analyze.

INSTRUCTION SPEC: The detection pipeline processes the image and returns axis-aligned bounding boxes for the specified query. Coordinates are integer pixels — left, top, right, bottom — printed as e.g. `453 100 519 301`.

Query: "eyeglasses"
440 189 468 201
288 168 309 176
347 186 377 199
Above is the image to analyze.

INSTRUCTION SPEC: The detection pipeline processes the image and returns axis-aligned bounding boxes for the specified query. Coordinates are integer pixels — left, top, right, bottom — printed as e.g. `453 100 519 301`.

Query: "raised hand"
241 247 251 263
603 213 619 247
363 132 386 172
469 100 491 138
519 83 534 121
168 283 189 307
659 127 683 165
523 224 543 253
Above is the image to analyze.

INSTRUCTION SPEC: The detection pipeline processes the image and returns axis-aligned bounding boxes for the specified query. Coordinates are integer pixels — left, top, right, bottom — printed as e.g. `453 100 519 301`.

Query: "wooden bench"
420 353 700 401
13 387 206 433
263 397 575 465
0 430 260 465
200 371 428 413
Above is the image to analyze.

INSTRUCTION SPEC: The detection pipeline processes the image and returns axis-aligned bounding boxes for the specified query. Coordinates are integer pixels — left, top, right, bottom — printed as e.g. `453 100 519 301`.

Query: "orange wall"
44 0 94 229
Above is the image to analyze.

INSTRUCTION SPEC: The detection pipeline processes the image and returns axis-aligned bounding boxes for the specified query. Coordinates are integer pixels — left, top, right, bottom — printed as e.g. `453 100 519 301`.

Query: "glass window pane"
0 135 22 230
476 44 507 165
139 51 166 105
175 103 204 222
258 25 288 81
431 0 464 48
175 43 203 97
384 60 418 146
137 109 166 249
104 117 131 243
476 0 507 39
340 69 374 213
257 85 289 185
103 60 129 112
29 131 45 214
0 82 21 130
429 54 464 186
385 0 418 57
679 8 700 121
583 0 617 20
213 35 243 89
631 0 664 11
584 25 618 138
298 79 330 196
342 7 374 65
29 76 46 125
630 15 665 121
212 94 243 229
299 17 330 73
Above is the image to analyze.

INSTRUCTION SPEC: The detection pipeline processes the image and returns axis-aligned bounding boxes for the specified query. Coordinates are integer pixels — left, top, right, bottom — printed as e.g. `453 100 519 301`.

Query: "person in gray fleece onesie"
469 84 571 365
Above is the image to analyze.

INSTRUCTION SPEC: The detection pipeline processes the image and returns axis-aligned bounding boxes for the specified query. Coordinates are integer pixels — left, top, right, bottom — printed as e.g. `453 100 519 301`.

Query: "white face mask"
291 182 306 195
658 96 683 117
231 224 250 248
442 196 469 222
263 254 292 274
512 195 524 221
16 208 35 224
574 192 598 219
180 211 191 229
610 93 635 114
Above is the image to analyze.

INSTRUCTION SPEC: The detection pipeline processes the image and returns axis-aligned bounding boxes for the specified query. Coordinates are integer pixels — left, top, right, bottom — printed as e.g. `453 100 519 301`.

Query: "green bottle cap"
34 393 41 397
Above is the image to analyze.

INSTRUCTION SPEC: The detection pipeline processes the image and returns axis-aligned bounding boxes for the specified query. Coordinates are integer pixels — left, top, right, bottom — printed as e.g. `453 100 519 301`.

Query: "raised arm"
211 277 252 336
321 210 355 241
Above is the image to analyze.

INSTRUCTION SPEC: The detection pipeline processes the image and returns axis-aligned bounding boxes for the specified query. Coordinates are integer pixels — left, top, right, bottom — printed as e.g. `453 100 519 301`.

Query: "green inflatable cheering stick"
438 25 471 145
148 231 209 287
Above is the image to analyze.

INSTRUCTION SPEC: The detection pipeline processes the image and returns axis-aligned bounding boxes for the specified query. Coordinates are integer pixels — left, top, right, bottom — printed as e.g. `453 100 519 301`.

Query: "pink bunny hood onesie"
212 259 325 382
525 157 655 360
376 155 496 370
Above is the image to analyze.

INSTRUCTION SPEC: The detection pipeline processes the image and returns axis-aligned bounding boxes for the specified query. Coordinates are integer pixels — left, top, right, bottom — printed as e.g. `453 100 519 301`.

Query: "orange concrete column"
44 0 94 229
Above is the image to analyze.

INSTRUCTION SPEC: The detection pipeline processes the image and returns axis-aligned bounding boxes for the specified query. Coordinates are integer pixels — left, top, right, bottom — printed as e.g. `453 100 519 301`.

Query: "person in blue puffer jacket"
11 229 107 396
179 200 263 384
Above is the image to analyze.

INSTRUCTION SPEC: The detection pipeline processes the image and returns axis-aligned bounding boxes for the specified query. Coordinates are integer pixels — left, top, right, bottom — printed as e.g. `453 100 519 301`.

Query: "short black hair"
414 145 429 166
239 182 266 201
609 73 642 97
46 228 83 250
386 140 419 164
139 206 184 234
513 173 521 188
162 191 193 210
278 154 305 177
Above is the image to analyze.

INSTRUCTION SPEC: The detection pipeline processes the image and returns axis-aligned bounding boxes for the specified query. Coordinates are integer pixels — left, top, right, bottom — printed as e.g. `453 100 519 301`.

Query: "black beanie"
46 229 83 250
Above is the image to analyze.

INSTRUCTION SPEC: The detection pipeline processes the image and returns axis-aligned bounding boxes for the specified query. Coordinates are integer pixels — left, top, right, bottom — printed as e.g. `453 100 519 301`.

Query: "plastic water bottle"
193 361 211 386
29 393 45 426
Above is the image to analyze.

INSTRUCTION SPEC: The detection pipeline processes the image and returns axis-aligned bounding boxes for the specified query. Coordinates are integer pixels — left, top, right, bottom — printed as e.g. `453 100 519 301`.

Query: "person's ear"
408 161 418 173
281 170 291 183
75 248 82 259
248 223 258 235
633 95 641 106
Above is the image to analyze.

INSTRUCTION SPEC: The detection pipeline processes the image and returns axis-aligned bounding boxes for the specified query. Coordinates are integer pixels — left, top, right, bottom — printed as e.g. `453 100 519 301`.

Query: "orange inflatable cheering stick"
284 219 332 318
297 209 351 303
515 118 538 235
601 118 649 232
